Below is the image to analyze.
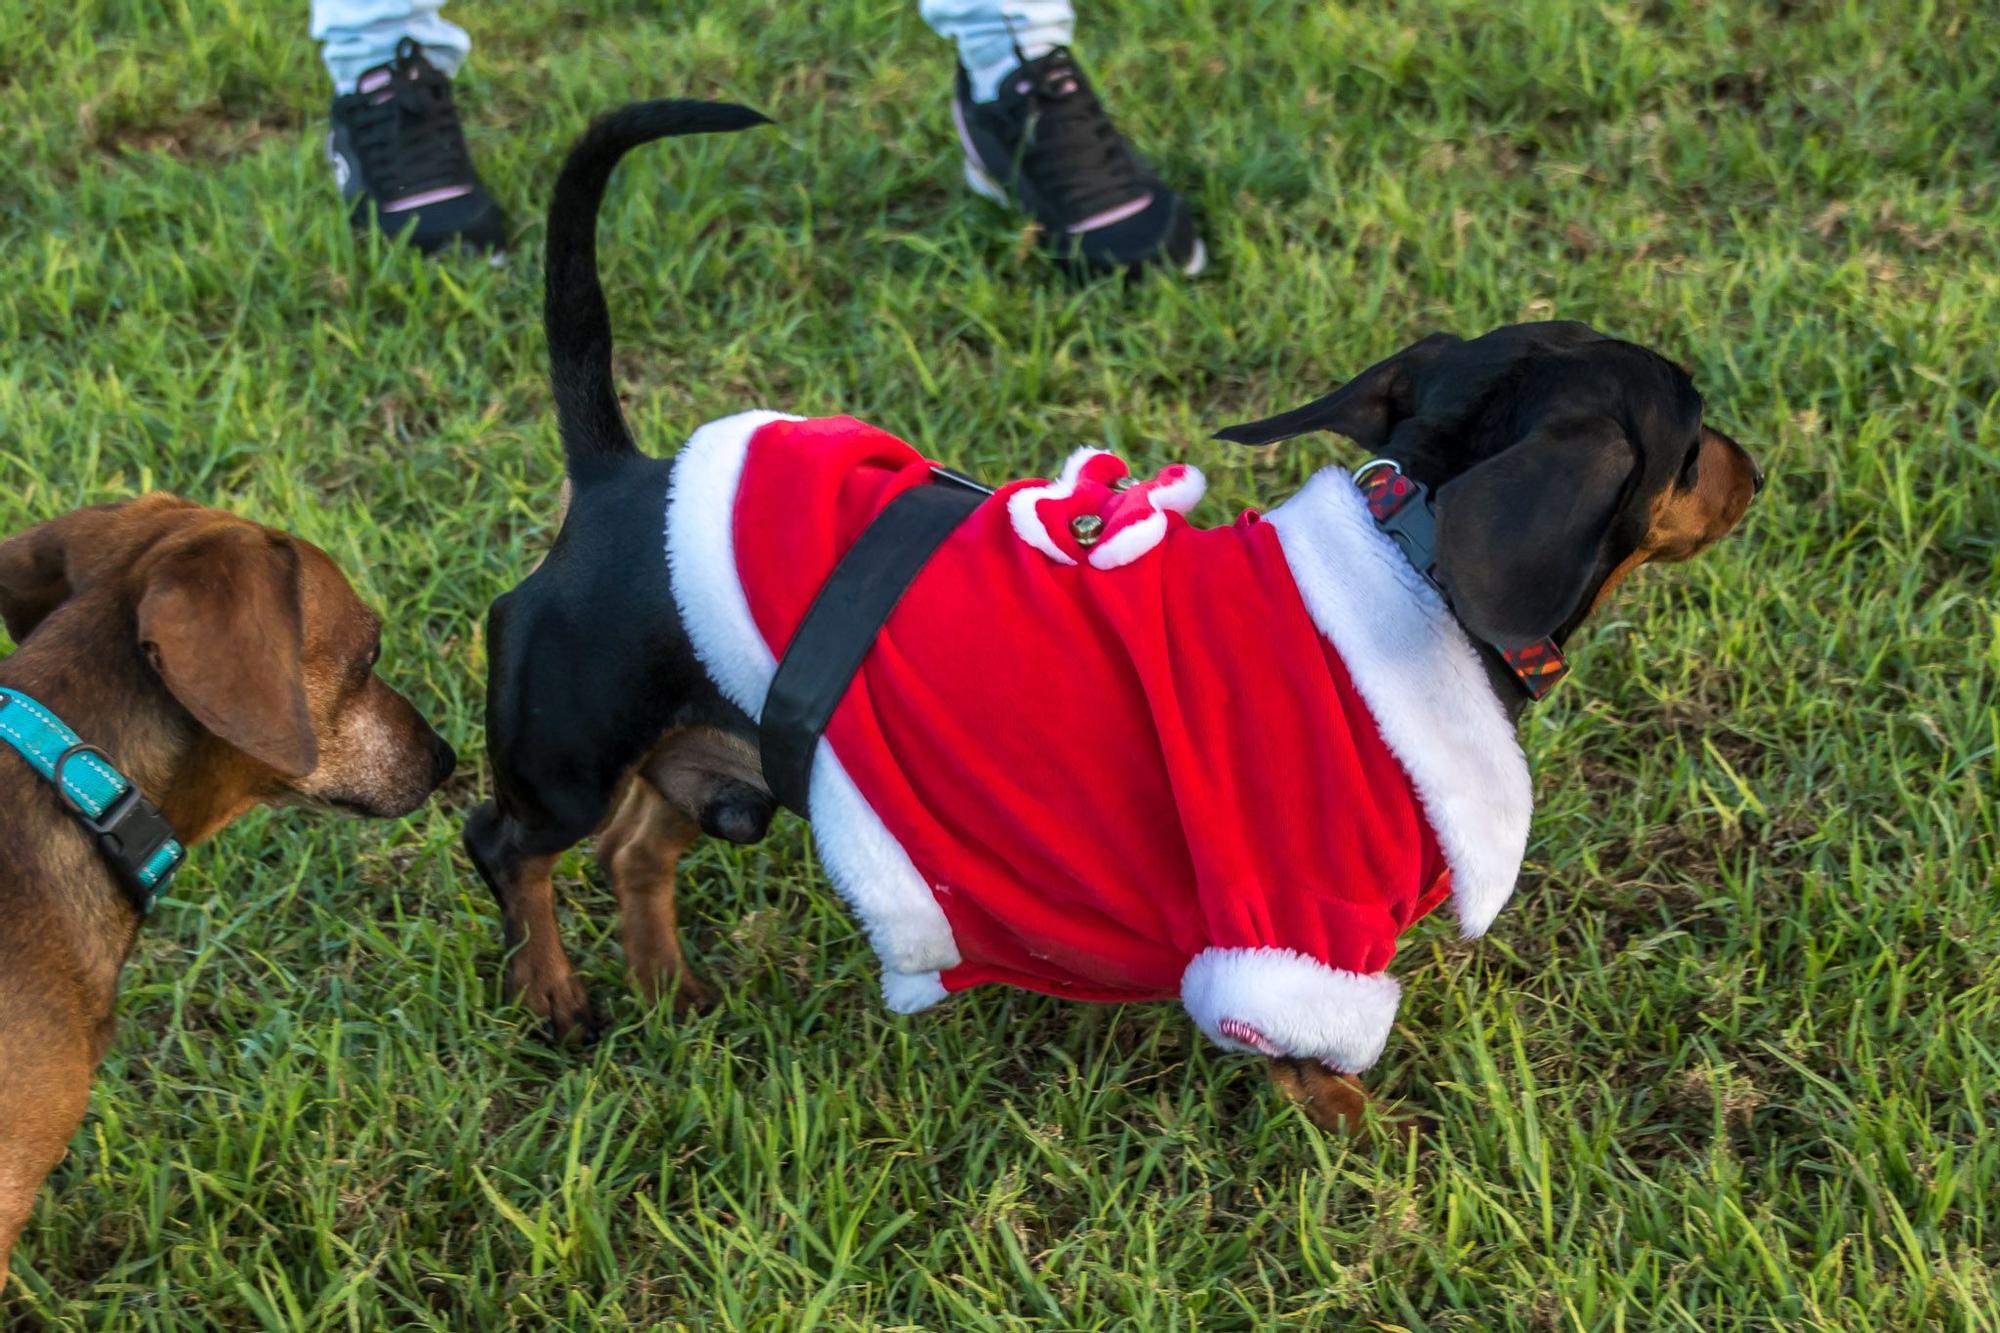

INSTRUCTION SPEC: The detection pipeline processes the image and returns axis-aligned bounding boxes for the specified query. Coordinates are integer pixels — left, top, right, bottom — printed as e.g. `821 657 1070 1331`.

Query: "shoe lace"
346 37 477 199
1010 49 1149 218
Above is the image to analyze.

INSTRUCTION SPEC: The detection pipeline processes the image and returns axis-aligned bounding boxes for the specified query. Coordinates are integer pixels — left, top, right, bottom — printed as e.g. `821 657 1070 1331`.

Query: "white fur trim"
1005 446 1107 565
1086 510 1165 570
806 750 960 973
1265 470 1533 938
1148 463 1207 515
1086 462 1209 569
882 969 949 1013
664 410 962 976
1181 947 1402 1072
664 410 800 715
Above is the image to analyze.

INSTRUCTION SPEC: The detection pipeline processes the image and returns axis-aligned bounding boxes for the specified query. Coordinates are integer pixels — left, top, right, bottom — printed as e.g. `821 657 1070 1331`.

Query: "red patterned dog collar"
1351 459 1569 701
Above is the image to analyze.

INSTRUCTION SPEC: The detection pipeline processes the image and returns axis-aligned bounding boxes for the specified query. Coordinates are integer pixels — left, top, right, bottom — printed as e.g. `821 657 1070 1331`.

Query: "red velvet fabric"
729 416 1451 1001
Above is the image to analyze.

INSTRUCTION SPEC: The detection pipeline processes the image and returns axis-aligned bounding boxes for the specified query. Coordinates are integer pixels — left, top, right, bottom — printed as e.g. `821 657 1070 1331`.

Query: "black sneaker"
953 48 1204 276
327 38 507 256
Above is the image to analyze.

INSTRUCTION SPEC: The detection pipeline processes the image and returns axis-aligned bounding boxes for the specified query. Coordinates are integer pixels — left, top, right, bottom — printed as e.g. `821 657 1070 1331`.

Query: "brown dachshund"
0 495 455 1285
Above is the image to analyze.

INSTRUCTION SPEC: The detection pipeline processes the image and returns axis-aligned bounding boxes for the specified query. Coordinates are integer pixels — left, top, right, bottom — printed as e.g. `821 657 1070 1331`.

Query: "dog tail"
546 99 772 472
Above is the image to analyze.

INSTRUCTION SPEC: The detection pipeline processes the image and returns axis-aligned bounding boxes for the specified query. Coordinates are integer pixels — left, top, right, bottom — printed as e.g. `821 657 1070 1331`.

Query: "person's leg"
311 0 469 94
921 0 1204 276
918 0 1074 103
313 0 506 255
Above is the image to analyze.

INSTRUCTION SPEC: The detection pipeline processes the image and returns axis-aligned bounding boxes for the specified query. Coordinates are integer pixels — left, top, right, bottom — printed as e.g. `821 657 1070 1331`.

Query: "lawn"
3 0 1998 1326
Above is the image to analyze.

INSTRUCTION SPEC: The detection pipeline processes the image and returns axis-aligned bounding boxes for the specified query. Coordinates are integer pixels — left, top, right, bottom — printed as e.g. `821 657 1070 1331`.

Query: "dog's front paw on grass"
1267 1058 1431 1139
507 957 600 1045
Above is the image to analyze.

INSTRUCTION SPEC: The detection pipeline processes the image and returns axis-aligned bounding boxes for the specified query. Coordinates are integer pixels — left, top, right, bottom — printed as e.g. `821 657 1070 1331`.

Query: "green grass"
3 0 1998 1326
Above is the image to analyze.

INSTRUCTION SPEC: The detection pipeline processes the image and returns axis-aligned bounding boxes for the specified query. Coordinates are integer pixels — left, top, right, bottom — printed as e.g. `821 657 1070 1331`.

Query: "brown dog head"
0 494 454 828
1217 321 1761 651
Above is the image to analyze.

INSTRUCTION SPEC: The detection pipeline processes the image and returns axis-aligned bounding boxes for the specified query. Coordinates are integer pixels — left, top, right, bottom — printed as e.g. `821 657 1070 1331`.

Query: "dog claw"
535 991 601 1046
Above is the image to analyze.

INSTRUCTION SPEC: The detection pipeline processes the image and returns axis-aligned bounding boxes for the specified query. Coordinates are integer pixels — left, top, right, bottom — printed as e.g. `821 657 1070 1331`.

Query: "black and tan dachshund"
466 102 1760 1133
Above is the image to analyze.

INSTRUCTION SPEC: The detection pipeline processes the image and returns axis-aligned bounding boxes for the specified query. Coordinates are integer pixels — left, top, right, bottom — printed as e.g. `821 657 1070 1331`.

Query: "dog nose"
1730 438 1765 496
430 737 458 788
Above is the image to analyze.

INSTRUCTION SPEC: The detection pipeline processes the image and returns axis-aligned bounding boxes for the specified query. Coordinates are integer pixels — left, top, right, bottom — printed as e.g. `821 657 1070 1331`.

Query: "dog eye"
364 641 381 669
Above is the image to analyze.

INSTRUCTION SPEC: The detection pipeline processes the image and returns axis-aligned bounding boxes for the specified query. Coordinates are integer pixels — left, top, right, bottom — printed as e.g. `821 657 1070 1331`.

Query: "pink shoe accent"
358 69 392 94
1066 192 1152 234
381 184 473 213
1217 1017 1285 1057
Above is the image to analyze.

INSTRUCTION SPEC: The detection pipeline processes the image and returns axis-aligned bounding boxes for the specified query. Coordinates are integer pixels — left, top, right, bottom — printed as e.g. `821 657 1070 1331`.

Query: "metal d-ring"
51 742 119 819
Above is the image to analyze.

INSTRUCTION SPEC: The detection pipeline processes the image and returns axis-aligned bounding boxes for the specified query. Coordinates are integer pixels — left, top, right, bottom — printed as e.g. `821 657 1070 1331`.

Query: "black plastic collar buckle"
1367 482 1440 578
54 744 183 908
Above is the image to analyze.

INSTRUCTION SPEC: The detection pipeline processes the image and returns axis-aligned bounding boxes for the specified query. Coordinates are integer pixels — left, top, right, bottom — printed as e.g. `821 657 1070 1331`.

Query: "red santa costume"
665 412 1531 1073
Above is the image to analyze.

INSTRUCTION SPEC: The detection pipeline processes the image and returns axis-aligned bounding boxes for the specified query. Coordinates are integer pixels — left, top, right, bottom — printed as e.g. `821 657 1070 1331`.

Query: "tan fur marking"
1591 426 1759 612
597 781 714 1011
637 727 765 820
500 850 593 1038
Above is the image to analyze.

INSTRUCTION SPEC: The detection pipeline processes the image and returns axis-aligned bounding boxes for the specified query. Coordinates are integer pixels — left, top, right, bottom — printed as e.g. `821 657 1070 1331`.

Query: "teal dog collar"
0 687 185 913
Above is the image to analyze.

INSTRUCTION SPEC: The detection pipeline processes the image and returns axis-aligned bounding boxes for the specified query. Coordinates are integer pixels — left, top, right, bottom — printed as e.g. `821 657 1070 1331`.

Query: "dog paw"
1268 1057 1427 1138
509 960 599 1046
669 971 721 1014
539 987 602 1046
635 965 720 1015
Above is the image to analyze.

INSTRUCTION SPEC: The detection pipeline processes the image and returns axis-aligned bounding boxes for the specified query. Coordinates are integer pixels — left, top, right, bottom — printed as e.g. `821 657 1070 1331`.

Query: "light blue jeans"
311 0 1076 101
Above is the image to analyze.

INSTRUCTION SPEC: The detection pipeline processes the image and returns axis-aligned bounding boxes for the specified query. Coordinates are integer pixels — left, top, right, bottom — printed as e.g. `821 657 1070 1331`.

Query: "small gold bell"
1070 513 1105 546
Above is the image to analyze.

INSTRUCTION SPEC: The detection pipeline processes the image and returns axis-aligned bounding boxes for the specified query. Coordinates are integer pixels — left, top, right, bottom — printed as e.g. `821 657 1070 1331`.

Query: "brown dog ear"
0 518 76 642
0 496 205 643
136 529 319 778
1433 417 1634 649
1213 333 1463 450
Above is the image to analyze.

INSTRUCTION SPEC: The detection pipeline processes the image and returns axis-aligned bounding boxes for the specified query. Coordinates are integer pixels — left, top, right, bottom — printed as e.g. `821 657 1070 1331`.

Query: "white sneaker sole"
963 155 1011 207
962 157 1207 276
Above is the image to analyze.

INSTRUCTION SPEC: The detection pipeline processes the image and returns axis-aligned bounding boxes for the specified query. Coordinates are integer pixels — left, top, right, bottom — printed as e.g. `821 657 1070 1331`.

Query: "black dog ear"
1433 417 1633 649
1214 333 1462 450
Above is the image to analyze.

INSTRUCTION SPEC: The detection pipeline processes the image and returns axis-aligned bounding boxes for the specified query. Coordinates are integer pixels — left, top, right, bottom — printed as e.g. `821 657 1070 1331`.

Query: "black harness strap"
758 467 992 814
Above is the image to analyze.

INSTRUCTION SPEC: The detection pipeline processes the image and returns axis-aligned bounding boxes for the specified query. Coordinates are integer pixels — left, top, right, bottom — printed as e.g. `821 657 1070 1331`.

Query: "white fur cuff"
881 969 949 1013
1181 947 1402 1073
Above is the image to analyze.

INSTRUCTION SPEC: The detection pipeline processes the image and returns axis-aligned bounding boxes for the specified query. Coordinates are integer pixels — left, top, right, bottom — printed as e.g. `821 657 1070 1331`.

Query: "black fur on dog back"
545 99 772 474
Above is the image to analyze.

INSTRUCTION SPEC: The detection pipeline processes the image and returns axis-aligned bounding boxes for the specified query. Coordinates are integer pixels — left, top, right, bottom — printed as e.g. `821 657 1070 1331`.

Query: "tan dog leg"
596 781 715 1012
497 851 595 1042
0 1031 92 1288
